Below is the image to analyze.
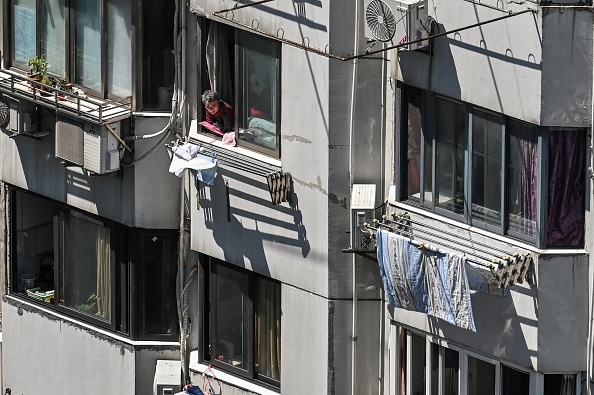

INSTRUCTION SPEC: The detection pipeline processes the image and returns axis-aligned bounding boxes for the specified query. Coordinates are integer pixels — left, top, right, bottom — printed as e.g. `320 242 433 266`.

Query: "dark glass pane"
407 91 422 199
502 365 530 395
411 334 426 395
212 265 249 370
443 348 459 395
471 110 502 227
143 234 175 334
467 356 495 395
430 343 439 395
507 120 538 238
436 99 466 215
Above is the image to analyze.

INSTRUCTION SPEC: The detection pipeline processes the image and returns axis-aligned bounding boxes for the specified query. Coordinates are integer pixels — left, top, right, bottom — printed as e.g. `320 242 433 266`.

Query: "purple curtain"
521 139 538 237
547 130 586 247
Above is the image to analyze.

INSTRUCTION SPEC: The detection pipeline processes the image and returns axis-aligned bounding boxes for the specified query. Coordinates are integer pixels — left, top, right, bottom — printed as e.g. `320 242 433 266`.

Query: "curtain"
520 138 538 236
107 0 132 97
255 279 281 381
560 374 576 395
95 229 111 321
547 130 586 247
41 0 66 76
206 23 233 106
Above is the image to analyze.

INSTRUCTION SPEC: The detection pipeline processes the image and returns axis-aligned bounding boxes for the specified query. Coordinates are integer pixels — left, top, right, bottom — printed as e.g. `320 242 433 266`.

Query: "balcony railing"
0 69 132 125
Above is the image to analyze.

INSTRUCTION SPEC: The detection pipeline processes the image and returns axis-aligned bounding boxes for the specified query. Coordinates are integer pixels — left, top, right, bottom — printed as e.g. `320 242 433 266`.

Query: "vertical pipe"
350 1 361 394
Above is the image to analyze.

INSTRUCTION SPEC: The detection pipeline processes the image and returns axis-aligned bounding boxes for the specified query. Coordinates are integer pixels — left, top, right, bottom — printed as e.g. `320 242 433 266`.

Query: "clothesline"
364 213 534 290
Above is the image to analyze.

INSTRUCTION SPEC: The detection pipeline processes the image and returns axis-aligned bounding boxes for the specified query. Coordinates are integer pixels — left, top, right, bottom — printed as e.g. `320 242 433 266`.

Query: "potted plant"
27 55 48 90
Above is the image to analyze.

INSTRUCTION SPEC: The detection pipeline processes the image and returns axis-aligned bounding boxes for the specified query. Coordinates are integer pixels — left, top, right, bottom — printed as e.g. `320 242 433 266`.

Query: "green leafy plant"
27 56 48 80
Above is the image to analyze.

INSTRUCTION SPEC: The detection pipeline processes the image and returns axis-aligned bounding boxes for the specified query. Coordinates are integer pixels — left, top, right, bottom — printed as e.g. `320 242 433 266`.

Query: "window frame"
8 186 179 340
204 256 281 389
7 0 135 100
198 19 282 159
402 330 532 395
399 84 547 246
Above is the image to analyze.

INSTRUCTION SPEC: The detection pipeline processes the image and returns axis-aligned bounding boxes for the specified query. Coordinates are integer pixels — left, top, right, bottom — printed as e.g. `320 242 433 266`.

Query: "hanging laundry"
168 144 218 186
376 229 476 331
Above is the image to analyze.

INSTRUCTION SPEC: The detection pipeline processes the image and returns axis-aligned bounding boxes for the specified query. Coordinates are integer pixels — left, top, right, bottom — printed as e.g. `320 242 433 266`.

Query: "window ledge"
389 199 587 256
4 295 179 347
188 120 281 176
189 350 279 395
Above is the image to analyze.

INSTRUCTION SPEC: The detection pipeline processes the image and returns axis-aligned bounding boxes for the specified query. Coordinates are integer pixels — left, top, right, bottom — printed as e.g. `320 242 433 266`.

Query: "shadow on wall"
427 267 538 369
198 168 310 276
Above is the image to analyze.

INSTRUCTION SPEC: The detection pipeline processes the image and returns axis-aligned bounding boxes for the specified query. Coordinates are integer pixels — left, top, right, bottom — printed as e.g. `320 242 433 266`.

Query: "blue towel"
377 230 476 331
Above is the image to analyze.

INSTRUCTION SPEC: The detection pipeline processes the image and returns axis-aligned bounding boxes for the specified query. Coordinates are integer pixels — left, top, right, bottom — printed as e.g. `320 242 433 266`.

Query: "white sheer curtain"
75 0 101 91
95 230 111 321
41 0 66 76
107 0 132 97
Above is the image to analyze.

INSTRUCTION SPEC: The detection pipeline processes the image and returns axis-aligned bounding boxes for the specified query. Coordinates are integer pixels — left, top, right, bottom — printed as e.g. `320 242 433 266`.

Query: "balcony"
0 69 132 125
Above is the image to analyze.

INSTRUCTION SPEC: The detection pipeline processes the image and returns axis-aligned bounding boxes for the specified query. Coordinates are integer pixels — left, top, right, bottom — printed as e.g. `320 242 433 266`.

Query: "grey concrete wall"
0 114 179 229
537 254 589 372
397 0 542 124
541 8 593 127
2 299 180 395
2 300 137 395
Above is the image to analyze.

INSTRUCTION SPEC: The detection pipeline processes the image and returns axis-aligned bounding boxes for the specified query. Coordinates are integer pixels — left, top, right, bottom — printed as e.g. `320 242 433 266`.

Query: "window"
10 187 178 340
401 330 529 395
201 20 281 157
401 85 586 247
11 0 133 99
205 257 281 387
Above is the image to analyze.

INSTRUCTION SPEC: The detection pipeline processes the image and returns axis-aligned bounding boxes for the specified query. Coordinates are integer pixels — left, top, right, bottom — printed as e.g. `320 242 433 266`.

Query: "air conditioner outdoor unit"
6 96 36 135
56 116 84 166
351 184 376 251
153 360 181 395
364 0 429 51
83 121 121 174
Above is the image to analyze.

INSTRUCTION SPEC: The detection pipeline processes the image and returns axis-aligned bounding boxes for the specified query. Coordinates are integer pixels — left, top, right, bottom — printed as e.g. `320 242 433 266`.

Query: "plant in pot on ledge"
27 55 48 91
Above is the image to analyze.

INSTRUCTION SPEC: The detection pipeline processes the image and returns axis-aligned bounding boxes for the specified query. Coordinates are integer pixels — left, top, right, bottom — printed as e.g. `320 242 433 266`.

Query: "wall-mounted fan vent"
363 0 430 51
0 98 9 128
366 0 397 42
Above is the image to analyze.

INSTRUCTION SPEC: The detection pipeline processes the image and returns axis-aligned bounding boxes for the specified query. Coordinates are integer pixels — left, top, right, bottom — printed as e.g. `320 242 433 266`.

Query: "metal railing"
0 69 132 125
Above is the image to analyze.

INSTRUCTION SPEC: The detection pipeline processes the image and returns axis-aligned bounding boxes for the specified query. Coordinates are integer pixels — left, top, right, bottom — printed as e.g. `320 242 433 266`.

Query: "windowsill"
188 119 281 168
189 350 279 395
4 295 179 347
389 199 587 256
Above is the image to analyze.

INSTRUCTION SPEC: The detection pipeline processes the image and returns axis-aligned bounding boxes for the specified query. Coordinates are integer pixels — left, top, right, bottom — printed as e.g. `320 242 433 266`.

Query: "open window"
200 20 281 158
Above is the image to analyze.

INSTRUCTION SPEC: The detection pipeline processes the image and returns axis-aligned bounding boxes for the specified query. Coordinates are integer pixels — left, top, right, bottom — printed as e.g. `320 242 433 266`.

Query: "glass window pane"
430 343 439 395
471 110 502 227
502 365 530 395
213 265 249 371
411 334 426 395
107 0 132 97
142 234 175 335
507 120 538 238
14 0 37 64
407 91 422 199
255 277 281 382
443 348 459 395
40 0 66 76
238 33 279 151
467 356 495 395
75 0 102 91
424 97 435 205
60 213 112 322
436 99 466 215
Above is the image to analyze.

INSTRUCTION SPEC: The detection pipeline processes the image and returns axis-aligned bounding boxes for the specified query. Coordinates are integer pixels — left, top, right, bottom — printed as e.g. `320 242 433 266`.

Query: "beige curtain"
256 279 281 381
95 229 111 321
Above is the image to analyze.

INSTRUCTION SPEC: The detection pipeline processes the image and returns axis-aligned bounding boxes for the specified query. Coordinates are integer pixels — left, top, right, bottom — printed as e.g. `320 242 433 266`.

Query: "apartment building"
0 0 590 394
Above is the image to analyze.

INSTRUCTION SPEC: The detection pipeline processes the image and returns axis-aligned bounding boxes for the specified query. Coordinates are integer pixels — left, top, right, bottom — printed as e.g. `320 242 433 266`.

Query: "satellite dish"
366 0 397 42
